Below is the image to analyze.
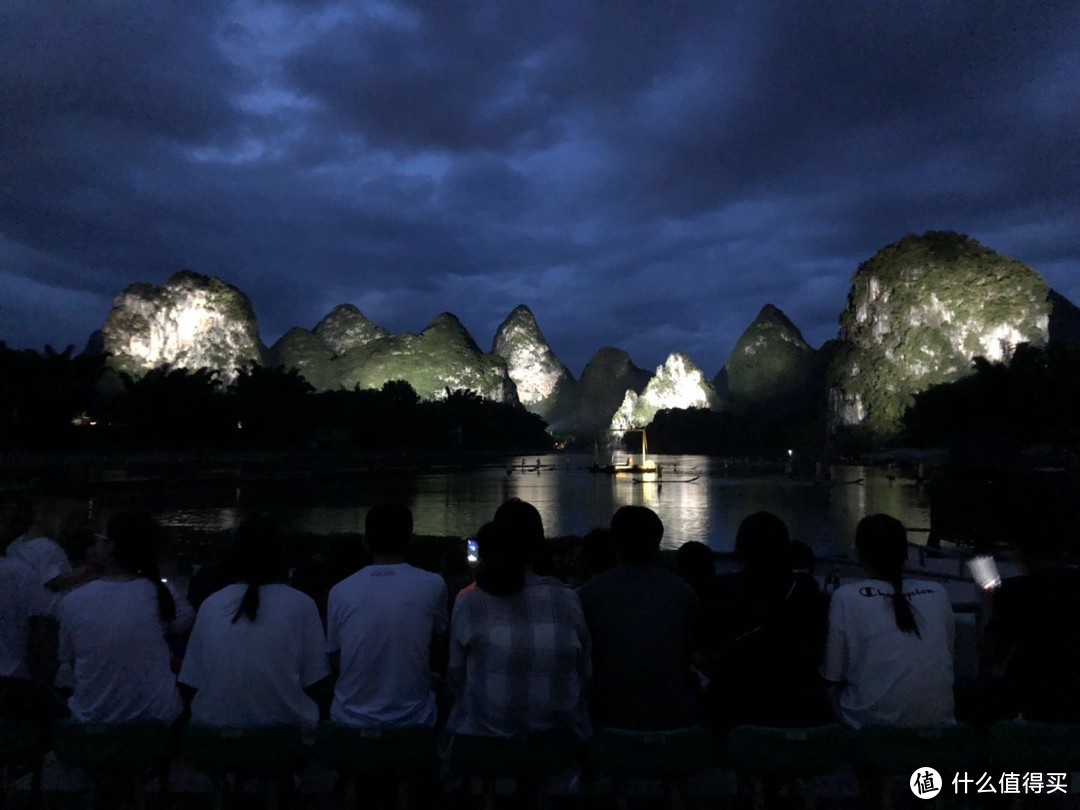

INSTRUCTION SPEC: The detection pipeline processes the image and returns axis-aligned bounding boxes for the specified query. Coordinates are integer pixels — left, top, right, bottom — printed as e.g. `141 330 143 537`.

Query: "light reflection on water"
93 454 930 554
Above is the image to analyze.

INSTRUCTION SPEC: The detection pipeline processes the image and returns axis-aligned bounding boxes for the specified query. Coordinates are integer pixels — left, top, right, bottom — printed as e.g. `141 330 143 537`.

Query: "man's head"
610 506 664 565
364 503 413 557
735 511 791 575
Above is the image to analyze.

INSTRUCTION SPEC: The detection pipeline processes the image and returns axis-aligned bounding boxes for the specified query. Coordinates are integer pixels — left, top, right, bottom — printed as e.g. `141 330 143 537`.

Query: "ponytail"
232 584 261 624
886 572 919 637
106 512 175 625
229 517 288 624
856 513 920 637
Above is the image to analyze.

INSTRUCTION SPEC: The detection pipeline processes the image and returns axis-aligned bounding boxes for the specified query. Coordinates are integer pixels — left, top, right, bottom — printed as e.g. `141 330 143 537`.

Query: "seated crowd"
2 485 1079 784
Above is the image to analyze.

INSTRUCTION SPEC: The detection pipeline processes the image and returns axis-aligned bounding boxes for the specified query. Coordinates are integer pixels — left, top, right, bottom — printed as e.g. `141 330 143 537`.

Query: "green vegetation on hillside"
831 231 1050 440
725 304 815 410
336 314 515 403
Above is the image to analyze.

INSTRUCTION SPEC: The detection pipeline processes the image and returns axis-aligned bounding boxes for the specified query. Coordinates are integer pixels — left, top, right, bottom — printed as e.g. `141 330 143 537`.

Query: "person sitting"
577 506 700 730
698 512 830 731
980 510 1080 721
0 495 56 720
326 503 448 727
178 517 329 735
57 512 193 724
821 514 955 728
4 485 78 592
446 499 590 738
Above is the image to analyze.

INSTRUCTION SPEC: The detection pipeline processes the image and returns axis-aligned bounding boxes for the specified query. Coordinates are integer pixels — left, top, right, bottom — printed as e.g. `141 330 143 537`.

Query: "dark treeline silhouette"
904 343 1080 447
0 343 551 452
644 403 827 457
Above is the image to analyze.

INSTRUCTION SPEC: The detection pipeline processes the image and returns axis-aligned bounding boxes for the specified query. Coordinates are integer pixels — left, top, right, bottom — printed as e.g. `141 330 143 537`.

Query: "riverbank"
0 446 937 489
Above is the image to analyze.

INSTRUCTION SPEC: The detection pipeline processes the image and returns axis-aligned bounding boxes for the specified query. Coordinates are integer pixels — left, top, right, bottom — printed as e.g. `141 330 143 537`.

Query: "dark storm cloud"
2 0 1078 375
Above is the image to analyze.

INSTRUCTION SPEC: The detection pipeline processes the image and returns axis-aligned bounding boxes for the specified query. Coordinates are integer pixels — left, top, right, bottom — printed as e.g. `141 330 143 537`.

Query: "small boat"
633 475 699 484
591 428 659 476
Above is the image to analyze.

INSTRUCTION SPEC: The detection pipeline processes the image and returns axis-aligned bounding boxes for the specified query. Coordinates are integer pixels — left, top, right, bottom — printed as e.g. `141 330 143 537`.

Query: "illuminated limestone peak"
491 304 572 419
723 304 815 407
266 327 338 391
313 304 388 356
335 312 519 404
421 312 483 349
828 231 1051 438
610 352 720 431
100 270 265 382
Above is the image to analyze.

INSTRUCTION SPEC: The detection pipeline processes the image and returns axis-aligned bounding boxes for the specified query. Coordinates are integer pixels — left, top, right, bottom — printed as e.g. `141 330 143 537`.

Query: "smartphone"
968 555 1001 591
467 539 479 564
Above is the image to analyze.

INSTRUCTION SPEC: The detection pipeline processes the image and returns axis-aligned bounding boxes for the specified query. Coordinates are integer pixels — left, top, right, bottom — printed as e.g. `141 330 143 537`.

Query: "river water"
91 455 931 555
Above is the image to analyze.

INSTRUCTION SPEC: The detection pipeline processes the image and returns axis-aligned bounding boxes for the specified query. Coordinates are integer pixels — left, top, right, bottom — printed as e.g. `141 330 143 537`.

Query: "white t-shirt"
0 557 52 679
327 563 448 727
57 578 192 724
179 583 329 731
6 535 71 586
821 578 955 729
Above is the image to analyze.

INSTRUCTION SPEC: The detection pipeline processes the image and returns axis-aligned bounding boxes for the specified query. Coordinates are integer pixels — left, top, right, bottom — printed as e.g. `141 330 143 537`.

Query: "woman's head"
106 511 163 578
476 499 542 596
855 514 908 576
103 511 175 624
230 516 288 623
855 513 919 636
230 516 288 586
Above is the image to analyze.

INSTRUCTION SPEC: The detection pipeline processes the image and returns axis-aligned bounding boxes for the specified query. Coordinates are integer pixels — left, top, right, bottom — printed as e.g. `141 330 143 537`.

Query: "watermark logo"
910 767 942 799
952 772 1068 795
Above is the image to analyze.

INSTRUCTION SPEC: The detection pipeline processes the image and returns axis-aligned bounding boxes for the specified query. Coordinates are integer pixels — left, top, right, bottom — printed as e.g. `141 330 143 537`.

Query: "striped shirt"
447 574 591 738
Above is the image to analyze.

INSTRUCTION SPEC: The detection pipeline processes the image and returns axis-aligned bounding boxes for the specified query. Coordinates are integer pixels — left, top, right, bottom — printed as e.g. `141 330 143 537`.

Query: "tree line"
0 344 551 453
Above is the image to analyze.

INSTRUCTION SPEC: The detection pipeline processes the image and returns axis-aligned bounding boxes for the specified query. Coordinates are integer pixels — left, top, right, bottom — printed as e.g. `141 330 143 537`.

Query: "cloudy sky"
2 1 1078 375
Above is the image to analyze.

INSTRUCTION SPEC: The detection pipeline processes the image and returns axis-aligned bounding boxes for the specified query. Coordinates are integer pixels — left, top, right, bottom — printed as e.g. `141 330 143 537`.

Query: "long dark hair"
230 516 288 623
107 512 176 625
856 514 919 636
476 499 542 597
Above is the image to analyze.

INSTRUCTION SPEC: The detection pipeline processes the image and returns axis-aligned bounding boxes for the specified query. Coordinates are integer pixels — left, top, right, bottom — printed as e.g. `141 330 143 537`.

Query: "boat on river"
590 428 668 476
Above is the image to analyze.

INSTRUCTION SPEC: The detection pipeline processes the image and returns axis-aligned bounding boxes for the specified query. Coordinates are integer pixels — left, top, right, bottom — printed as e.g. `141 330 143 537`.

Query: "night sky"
2 1 1078 375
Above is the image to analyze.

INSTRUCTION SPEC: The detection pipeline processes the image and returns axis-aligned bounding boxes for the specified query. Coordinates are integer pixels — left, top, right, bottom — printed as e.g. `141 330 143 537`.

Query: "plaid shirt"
447 574 591 738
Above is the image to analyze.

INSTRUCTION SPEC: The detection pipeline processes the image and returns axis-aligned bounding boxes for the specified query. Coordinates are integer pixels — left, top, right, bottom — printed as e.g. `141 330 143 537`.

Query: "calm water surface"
93 454 931 555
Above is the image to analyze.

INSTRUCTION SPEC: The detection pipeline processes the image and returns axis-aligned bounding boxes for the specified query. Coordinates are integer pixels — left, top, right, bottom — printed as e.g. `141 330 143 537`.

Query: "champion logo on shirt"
858 586 936 599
